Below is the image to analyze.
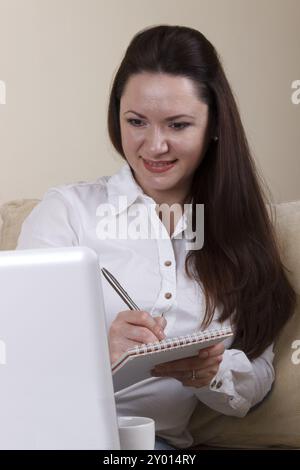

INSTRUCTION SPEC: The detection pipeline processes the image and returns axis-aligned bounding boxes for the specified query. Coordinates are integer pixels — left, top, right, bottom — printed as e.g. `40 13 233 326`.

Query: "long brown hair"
107 25 296 359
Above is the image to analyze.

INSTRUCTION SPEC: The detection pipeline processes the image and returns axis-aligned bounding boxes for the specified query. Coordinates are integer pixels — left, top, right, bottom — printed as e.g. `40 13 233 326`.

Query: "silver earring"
213 135 218 141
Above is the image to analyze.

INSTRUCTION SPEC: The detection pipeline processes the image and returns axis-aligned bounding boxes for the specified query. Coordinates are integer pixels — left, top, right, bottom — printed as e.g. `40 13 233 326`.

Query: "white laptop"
0 246 120 450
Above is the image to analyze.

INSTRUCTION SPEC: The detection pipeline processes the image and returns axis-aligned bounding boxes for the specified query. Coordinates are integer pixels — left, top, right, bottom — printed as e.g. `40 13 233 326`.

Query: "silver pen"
101 267 164 317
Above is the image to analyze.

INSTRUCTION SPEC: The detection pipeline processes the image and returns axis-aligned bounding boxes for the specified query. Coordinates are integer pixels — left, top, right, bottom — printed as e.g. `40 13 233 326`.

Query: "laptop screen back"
0 247 120 450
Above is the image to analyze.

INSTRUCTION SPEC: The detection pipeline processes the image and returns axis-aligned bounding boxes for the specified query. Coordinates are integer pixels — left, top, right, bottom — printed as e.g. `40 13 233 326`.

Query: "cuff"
191 348 255 417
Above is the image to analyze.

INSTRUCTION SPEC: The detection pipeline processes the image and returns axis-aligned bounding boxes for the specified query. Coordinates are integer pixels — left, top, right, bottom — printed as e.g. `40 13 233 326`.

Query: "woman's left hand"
151 342 225 388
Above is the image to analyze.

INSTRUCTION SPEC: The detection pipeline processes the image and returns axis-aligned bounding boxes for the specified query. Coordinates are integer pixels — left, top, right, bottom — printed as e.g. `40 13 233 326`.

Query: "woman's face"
119 72 210 205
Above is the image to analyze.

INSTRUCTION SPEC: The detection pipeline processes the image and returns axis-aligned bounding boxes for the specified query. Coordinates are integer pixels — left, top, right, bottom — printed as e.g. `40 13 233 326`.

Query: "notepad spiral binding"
131 326 232 355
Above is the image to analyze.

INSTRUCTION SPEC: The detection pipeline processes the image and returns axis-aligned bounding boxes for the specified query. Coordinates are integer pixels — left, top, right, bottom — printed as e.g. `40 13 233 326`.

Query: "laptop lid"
0 246 120 450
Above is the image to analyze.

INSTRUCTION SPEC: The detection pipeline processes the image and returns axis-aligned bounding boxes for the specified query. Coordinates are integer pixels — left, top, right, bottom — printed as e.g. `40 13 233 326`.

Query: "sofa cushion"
0 199 40 250
189 201 300 449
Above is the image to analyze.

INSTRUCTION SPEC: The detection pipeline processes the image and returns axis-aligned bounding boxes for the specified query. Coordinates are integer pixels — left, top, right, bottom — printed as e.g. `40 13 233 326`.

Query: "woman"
17 25 296 449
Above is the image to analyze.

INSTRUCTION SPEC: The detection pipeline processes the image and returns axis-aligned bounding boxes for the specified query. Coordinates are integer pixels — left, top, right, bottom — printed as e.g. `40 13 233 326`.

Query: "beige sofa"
0 198 300 449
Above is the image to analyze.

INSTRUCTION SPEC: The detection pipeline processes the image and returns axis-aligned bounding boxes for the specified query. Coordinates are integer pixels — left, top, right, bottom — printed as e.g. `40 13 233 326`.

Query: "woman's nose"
143 127 169 157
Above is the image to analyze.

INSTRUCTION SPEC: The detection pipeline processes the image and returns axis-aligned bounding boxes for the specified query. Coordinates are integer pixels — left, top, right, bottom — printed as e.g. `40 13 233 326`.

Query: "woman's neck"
153 193 192 237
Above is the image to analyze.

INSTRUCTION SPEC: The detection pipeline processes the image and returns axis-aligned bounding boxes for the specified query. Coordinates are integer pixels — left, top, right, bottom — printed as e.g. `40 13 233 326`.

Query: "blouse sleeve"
191 343 275 417
16 189 81 250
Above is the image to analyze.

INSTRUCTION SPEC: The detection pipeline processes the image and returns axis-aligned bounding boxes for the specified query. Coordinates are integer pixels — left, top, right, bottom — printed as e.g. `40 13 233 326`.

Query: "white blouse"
16 162 275 448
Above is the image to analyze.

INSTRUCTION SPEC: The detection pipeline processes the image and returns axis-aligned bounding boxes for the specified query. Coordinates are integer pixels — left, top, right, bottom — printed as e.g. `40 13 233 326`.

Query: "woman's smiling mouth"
142 158 178 173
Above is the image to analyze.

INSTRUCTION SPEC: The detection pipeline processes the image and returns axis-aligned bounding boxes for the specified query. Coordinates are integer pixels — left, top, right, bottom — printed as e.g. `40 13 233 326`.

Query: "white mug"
118 416 155 450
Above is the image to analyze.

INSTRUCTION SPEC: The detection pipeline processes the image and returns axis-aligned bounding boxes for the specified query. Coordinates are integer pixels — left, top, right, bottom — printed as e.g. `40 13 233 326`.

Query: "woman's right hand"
108 310 167 365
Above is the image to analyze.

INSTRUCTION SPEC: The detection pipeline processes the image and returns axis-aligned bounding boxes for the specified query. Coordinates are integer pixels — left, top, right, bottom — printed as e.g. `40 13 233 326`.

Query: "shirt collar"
106 161 190 239
106 161 153 215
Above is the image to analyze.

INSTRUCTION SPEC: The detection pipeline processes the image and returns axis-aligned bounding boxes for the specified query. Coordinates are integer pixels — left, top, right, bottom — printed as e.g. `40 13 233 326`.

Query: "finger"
154 315 167 331
171 371 213 387
154 343 224 370
154 355 222 373
152 368 212 380
122 323 162 345
198 341 225 359
119 310 165 341
181 375 213 388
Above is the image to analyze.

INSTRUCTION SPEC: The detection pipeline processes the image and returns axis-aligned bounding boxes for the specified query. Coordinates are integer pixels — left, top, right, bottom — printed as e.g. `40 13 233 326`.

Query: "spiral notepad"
112 326 233 392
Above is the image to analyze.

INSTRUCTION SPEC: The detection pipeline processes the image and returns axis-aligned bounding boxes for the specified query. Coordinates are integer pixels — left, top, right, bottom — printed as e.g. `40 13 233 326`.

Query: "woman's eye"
171 122 190 130
126 119 190 130
127 118 144 127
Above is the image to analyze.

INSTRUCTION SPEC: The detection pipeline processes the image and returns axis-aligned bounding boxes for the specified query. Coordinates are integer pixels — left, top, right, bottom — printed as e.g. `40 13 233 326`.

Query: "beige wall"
0 0 299 206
